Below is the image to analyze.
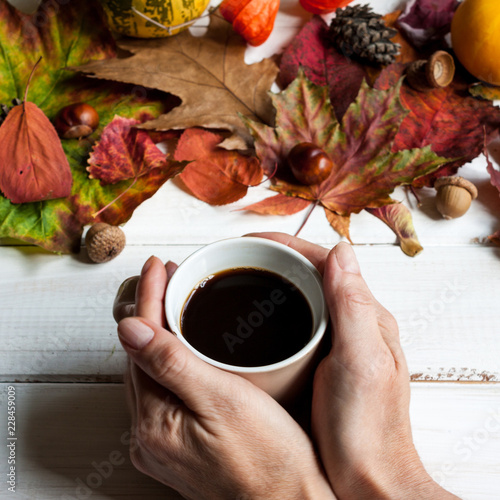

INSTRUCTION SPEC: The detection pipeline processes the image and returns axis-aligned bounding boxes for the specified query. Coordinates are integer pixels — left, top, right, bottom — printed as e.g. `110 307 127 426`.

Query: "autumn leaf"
469 83 500 102
485 146 500 245
175 128 262 205
0 0 175 253
88 115 175 185
280 15 367 122
397 0 460 49
243 69 450 255
375 63 500 187
244 193 311 215
73 9 279 150
0 61 72 203
279 13 420 125
366 204 423 257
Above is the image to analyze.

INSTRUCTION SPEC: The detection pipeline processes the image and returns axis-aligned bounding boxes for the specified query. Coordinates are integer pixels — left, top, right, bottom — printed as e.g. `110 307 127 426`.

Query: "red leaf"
375 63 500 187
0 101 72 203
175 128 263 205
88 115 170 185
280 15 367 121
398 0 460 48
485 145 500 244
244 193 311 215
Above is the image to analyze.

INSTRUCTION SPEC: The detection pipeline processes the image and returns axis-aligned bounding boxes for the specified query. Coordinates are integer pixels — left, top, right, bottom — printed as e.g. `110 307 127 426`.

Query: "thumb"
324 242 382 359
118 316 232 413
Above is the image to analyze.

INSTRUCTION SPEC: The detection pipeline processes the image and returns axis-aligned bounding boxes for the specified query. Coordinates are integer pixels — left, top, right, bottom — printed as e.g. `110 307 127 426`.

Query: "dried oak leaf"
398 0 460 49
375 63 500 187
0 0 174 253
73 10 278 150
243 70 450 255
175 128 262 205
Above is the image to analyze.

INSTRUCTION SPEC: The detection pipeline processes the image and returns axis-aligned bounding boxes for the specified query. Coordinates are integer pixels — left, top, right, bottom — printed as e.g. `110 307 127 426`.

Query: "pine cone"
0 98 22 125
328 4 400 66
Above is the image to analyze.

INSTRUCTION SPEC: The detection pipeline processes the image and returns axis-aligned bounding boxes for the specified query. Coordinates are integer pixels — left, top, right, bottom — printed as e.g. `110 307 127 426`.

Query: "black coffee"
180 268 313 367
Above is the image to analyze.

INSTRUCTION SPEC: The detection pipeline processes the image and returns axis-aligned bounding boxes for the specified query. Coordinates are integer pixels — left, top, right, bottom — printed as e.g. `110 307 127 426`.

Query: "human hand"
309 242 460 499
115 255 335 500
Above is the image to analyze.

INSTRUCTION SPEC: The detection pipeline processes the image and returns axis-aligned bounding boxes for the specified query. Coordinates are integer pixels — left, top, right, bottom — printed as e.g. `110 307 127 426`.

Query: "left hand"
114 254 335 500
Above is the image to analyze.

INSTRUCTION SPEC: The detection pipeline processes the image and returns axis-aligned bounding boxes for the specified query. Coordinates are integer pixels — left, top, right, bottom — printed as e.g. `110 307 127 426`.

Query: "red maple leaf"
375 63 500 187
243 70 451 255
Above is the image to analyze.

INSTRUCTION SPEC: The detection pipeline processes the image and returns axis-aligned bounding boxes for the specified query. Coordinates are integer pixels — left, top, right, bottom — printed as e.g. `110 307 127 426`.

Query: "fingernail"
141 255 156 275
118 318 154 350
335 243 360 274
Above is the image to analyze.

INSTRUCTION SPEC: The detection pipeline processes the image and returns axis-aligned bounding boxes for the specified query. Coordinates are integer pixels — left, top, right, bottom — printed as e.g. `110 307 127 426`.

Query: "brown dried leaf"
72 10 278 150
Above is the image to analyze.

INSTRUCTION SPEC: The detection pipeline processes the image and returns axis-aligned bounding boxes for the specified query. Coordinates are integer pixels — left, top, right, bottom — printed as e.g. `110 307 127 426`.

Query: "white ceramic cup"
165 237 329 402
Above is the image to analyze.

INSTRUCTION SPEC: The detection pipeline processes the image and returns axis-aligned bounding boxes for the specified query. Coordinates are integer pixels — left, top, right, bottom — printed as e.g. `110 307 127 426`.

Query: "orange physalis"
299 0 353 15
219 0 280 46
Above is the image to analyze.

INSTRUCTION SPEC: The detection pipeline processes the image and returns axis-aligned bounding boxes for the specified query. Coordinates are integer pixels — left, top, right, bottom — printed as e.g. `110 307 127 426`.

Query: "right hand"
310 242 460 499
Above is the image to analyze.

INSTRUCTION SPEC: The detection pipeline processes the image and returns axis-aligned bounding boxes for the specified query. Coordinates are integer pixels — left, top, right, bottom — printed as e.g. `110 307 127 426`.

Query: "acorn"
434 176 477 219
406 51 455 92
54 102 99 139
287 143 334 185
85 223 125 263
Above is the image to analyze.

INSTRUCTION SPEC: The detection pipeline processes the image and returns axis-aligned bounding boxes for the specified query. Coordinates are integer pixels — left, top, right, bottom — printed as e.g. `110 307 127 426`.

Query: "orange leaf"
175 128 263 205
220 0 279 46
324 209 351 242
244 193 311 215
0 101 72 203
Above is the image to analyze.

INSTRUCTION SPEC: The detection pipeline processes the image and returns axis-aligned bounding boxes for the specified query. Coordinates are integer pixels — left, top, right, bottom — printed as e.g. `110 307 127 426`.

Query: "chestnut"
54 102 99 139
287 142 333 185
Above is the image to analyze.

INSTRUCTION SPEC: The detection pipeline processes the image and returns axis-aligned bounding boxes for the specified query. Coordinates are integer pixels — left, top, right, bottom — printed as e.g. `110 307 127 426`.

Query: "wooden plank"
1 244 499 382
89 160 500 248
0 382 499 499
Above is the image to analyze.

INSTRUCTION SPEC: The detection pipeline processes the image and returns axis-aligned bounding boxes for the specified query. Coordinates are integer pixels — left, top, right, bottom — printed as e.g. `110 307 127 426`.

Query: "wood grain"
0 383 499 499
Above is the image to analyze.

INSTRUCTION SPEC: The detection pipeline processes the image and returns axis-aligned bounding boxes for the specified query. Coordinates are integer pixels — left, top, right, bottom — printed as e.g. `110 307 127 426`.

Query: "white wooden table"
1 1 500 498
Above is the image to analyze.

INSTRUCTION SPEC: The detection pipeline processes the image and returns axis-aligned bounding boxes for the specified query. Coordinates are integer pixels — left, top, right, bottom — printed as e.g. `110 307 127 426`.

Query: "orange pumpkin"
299 0 353 15
220 0 280 46
451 0 500 85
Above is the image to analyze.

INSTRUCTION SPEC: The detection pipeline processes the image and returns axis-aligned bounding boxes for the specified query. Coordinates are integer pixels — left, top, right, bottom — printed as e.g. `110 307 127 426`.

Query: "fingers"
117 317 236 413
135 256 171 327
113 276 140 323
324 243 386 359
246 232 329 275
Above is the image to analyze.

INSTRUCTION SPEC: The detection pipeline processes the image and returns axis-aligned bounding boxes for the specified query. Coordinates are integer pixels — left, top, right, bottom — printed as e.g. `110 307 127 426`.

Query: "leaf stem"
92 176 138 219
408 185 422 207
294 200 318 237
24 56 42 102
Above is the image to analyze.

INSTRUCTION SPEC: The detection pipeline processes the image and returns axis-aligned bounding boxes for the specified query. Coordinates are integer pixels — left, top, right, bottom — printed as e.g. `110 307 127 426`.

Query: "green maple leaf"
0 0 176 253
243 69 452 256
